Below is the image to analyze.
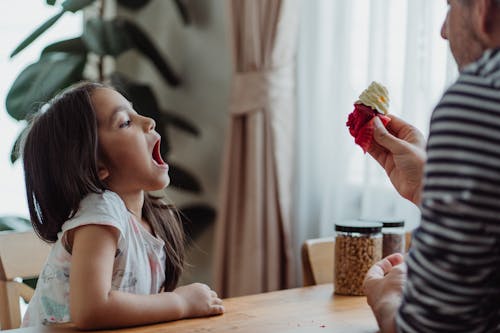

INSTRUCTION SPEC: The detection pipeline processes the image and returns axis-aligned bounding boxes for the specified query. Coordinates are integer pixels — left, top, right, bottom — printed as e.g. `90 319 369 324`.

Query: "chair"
301 231 414 286
405 231 412 252
301 237 335 286
0 231 51 330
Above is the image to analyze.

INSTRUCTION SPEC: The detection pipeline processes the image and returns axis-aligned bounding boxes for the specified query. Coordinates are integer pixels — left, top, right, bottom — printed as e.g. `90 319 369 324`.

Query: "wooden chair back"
0 231 51 330
301 237 335 286
301 231 414 286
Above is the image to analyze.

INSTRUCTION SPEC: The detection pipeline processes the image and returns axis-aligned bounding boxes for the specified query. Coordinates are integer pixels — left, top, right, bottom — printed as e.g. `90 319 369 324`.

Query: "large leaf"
10 127 29 164
168 162 202 193
110 73 171 155
42 37 87 55
161 111 199 136
10 11 65 58
61 0 96 12
179 203 215 240
47 0 57 5
82 18 132 56
6 53 86 121
172 0 190 25
0 216 32 232
84 18 180 86
10 0 95 58
117 0 151 10
122 20 181 86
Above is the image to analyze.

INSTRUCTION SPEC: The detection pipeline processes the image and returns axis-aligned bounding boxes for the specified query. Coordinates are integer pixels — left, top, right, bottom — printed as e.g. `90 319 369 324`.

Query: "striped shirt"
397 49 500 333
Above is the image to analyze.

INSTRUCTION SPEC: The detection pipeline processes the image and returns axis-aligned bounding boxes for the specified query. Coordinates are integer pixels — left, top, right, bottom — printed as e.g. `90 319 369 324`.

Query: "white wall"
116 0 232 286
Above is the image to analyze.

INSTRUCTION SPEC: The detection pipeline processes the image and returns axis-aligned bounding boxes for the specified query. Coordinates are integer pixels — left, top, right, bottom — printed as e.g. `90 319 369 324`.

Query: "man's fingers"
365 257 392 280
385 113 405 128
373 117 409 154
386 253 405 266
365 253 405 282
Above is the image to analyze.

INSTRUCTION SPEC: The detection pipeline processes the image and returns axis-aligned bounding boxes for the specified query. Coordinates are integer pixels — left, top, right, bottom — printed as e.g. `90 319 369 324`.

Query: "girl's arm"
69 224 223 330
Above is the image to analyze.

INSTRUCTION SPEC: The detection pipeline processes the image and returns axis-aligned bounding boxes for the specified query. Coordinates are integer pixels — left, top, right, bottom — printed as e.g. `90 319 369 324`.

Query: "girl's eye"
119 120 131 128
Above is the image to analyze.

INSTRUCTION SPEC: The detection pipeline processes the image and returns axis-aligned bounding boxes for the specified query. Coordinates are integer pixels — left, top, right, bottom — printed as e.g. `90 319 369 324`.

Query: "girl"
21 82 224 329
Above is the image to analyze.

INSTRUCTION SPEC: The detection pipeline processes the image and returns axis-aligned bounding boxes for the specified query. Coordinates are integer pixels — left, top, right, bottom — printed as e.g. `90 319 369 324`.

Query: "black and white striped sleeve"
396 73 500 332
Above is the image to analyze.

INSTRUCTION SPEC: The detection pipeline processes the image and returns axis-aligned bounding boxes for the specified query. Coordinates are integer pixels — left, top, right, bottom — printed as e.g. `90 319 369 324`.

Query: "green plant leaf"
10 127 28 164
24 278 38 290
122 20 181 86
82 18 132 56
172 0 190 25
42 37 87 55
10 11 65 58
117 0 151 10
179 203 216 240
61 0 96 12
47 0 57 5
161 111 199 136
168 162 202 193
0 216 32 232
6 53 86 121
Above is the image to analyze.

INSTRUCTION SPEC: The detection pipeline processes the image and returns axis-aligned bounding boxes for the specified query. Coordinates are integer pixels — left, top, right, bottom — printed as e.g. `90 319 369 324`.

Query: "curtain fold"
214 0 298 297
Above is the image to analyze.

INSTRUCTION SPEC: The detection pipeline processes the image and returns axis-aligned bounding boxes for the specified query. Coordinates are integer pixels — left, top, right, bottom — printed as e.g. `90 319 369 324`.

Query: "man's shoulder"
434 49 500 121
430 50 500 140
460 48 500 87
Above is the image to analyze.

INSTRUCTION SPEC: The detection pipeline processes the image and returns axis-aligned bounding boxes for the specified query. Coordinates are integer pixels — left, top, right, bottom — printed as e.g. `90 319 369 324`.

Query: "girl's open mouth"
152 139 167 167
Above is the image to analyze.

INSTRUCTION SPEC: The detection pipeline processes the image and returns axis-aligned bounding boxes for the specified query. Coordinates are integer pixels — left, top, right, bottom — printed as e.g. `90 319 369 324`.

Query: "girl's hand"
173 283 224 318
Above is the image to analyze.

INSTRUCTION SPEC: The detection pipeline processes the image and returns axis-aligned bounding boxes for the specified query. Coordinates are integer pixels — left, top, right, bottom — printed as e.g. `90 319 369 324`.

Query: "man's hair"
461 0 500 6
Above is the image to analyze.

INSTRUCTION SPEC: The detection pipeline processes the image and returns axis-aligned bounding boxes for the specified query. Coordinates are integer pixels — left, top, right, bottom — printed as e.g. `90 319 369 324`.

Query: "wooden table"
6 284 378 333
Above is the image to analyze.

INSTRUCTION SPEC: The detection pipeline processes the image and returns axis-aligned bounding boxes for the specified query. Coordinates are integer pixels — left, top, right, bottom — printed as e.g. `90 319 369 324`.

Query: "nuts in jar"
334 221 382 296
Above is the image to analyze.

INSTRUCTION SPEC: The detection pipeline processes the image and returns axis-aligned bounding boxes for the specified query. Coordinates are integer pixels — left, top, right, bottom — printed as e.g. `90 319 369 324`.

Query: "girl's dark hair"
22 81 185 291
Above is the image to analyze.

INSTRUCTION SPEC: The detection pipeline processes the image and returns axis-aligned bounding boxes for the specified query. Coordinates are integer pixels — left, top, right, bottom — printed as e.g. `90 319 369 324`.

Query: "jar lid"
359 217 405 228
335 220 383 233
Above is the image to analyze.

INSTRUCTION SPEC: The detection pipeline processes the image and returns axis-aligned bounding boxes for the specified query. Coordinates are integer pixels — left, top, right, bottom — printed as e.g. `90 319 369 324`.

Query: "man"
363 0 500 332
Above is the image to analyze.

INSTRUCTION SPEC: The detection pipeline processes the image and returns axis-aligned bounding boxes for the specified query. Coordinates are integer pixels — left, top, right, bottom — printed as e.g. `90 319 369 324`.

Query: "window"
0 2 82 218
292 0 458 283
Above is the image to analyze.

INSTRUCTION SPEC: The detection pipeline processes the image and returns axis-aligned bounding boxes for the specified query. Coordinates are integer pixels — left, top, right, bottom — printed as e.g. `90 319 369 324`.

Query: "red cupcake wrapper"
346 103 391 153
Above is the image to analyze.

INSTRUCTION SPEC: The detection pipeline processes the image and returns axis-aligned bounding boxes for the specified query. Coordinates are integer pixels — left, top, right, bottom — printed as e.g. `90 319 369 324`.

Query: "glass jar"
334 220 382 296
380 218 405 258
360 217 406 258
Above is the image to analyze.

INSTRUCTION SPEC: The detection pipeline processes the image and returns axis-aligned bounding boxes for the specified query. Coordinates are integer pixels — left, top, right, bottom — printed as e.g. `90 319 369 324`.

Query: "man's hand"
363 253 406 333
368 114 426 205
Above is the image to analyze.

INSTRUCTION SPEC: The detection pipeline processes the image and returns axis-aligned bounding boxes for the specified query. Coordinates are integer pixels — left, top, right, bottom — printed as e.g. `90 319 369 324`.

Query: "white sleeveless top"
22 191 166 327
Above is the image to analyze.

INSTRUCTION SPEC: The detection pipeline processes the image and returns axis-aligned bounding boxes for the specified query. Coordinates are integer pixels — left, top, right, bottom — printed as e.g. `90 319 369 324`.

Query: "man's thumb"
373 117 405 153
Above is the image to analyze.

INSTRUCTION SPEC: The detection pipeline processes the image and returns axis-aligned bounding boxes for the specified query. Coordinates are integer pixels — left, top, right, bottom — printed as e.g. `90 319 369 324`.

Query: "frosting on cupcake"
355 81 389 115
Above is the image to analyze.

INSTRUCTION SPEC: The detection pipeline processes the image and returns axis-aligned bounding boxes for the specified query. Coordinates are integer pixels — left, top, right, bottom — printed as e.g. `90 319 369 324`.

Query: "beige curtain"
214 0 298 297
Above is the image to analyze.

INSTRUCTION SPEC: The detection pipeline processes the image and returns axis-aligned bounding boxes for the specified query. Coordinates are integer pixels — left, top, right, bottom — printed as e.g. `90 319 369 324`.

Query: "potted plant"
5 0 214 240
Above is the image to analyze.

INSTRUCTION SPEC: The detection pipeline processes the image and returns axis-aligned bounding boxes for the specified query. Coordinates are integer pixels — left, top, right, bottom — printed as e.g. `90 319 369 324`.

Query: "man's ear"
473 0 496 47
98 162 109 181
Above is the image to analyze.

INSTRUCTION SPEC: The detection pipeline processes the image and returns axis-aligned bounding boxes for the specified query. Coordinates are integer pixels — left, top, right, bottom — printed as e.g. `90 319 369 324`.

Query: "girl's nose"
143 116 156 132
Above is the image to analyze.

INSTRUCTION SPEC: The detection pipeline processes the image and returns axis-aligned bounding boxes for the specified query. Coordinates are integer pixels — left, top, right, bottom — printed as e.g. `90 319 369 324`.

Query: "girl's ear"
98 162 110 181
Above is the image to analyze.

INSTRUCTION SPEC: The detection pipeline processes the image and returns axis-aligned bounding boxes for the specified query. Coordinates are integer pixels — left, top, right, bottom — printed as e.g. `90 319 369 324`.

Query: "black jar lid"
359 217 404 228
335 220 383 234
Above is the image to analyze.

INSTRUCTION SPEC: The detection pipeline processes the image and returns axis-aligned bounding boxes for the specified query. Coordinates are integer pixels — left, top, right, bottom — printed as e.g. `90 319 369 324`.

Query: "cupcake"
346 81 391 153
